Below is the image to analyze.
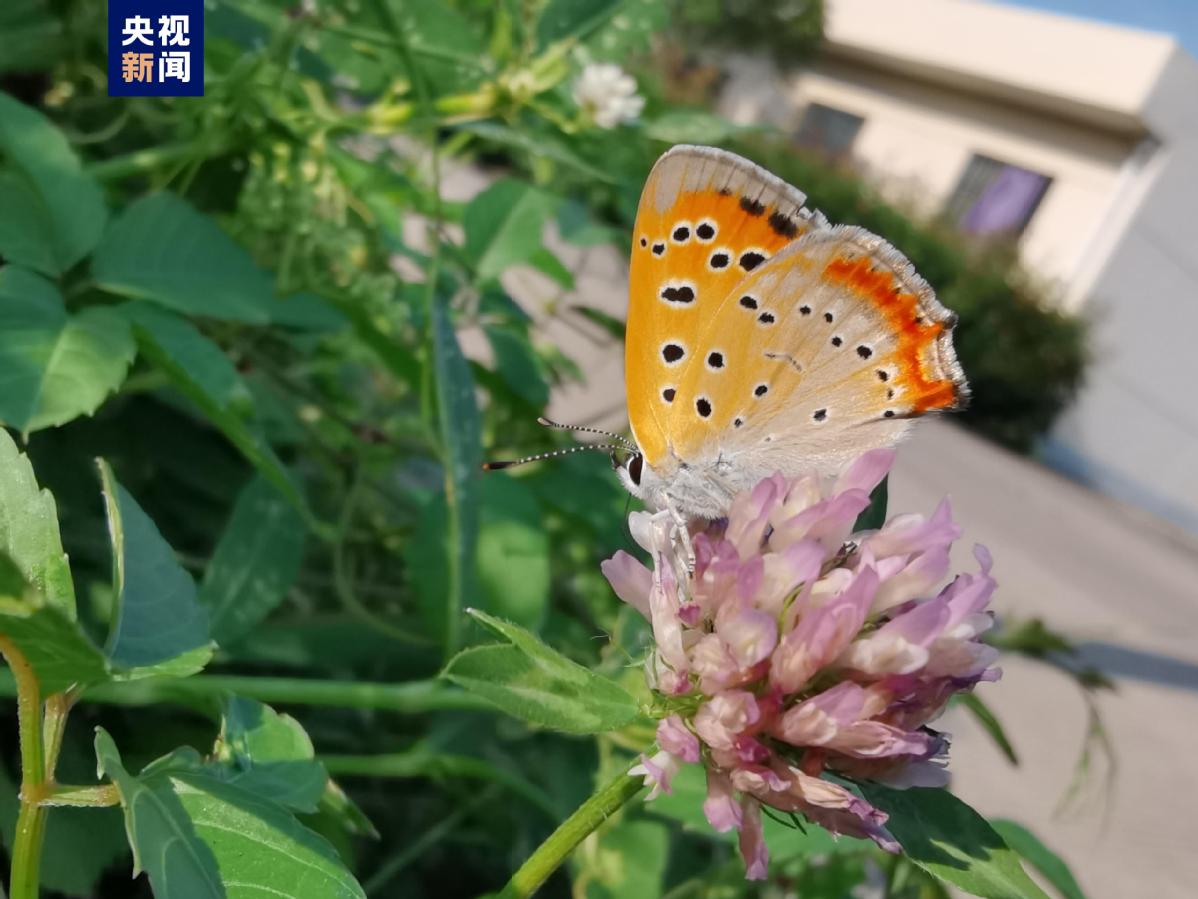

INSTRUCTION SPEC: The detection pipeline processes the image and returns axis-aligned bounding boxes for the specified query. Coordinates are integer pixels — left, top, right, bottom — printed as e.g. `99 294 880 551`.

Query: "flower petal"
600 551 652 619
703 769 743 832
738 799 769 880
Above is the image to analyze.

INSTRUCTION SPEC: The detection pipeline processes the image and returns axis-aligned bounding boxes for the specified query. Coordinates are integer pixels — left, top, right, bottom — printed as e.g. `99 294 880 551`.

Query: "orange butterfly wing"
626 146 822 468
665 226 967 474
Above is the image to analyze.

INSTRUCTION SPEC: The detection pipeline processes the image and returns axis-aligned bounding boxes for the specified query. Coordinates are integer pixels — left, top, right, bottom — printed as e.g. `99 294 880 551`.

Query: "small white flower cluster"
572 63 645 129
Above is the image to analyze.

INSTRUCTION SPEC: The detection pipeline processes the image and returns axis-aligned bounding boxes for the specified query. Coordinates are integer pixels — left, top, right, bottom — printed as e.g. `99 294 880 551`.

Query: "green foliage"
959 692 1020 766
464 178 561 283
97 460 212 676
0 558 108 693
991 819 1087 899
860 784 1051 899
430 294 482 656
94 192 290 322
0 427 75 614
667 0 824 65
0 91 106 275
0 267 135 434
853 475 889 532
95 729 365 898
443 609 644 733
211 696 328 813
198 476 306 646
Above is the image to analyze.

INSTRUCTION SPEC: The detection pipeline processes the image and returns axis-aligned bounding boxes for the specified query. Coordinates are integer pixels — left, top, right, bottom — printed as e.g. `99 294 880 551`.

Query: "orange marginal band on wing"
823 255 960 412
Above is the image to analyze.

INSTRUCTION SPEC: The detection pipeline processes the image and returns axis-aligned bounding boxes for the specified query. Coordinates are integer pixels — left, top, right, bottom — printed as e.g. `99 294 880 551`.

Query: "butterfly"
610 145 968 538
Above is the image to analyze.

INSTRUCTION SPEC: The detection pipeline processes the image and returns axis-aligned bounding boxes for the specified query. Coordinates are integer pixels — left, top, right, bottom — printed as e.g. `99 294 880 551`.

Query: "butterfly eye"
628 453 644 486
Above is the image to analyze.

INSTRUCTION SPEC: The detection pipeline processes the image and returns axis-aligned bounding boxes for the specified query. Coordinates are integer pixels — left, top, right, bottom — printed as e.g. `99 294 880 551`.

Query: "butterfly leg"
665 499 697 576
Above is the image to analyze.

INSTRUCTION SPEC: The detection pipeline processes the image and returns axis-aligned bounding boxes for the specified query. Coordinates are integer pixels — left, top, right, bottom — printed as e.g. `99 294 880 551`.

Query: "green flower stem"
0 636 47 899
86 140 221 180
499 767 645 898
41 784 121 808
0 671 494 715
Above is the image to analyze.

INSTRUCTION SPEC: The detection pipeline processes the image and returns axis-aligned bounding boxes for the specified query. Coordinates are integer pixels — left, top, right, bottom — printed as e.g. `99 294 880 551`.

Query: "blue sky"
1000 0 1198 55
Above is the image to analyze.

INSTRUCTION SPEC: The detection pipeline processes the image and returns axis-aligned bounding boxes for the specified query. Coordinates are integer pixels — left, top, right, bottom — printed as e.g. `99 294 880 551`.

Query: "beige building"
719 0 1198 533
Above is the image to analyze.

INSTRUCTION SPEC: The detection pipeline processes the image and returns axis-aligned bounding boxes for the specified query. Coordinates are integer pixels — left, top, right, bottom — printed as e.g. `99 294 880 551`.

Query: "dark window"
944 154 1052 239
795 103 864 160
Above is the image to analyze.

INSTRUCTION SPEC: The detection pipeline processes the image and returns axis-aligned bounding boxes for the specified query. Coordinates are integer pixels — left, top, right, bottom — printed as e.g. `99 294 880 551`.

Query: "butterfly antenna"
482 443 628 471
536 417 636 452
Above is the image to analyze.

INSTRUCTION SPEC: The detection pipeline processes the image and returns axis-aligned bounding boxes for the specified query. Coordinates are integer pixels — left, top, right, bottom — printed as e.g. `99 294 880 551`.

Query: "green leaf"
456 121 615 183
268 291 348 332
991 820 1087 899
95 729 365 899
0 267 135 433
317 779 379 840
859 785 1051 899
390 0 487 95
557 199 623 247
211 696 327 814
463 179 555 282
537 0 621 46
442 609 642 733
0 91 106 275
853 475 889 532
410 477 548 640
476 477 549 630
528 245 576 289
430 298 481 655
199 476 305 646
119 302 306 513
583 818 669 899
959 692 1019 765
0 1 64 74
0 423 75 615
98 460 212 676
569 304 626 340
485 324 550 410
93 193 278 322
644 111 740 145
0 556 109 692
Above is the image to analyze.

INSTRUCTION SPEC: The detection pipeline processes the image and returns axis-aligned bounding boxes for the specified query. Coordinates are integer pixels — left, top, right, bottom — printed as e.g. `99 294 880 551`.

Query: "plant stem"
41 693 71 779
86 140 219 180
0 636 47 899
40 784 121 808
0 671 494 715
498 767 645 898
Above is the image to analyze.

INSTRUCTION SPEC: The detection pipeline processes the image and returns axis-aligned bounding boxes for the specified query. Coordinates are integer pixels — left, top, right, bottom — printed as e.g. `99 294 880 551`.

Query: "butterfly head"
614 449 646 498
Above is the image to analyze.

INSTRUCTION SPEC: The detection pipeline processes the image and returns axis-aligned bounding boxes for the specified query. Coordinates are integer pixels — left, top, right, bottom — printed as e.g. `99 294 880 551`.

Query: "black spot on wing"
768 210 798 238
740 251 766 271
660 285 695 304
740 196 766 216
